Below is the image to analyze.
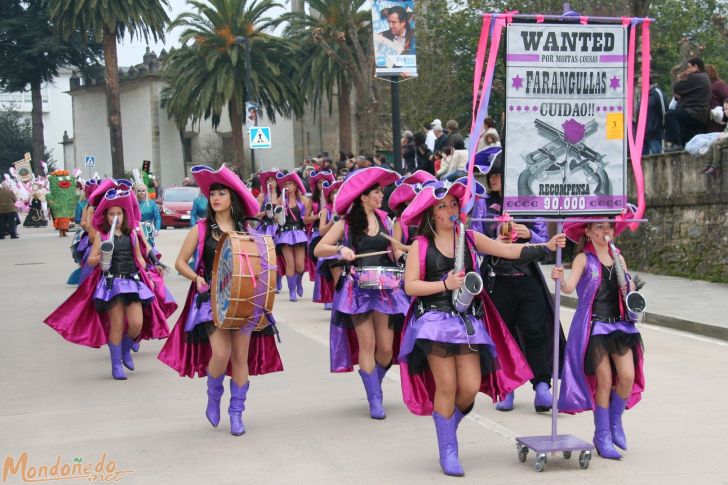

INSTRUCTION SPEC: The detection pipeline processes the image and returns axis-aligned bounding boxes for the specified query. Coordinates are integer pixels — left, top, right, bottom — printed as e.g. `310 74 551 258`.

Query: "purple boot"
534 382 552 412
375 362 391 385
205 371 225 427
296 273 304 297
593 406 622 459
131 341 140 352
276 274 282 294
609 390 628 450
358 368 386 419
107 343 127 380
228 380 249 436
433 411 465 477
286 275 297 302
324 302 333 310
121 335 136 371
495 391 514 411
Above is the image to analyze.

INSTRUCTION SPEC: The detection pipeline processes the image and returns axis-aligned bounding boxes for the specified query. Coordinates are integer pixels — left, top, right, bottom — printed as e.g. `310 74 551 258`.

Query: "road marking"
638 323 728 347
283 321 521 443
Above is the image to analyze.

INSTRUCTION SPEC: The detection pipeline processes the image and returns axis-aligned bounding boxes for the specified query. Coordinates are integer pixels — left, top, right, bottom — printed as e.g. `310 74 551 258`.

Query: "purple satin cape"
398 234 533 416
156 220 283 378
558 246 645 414
43 231 170 348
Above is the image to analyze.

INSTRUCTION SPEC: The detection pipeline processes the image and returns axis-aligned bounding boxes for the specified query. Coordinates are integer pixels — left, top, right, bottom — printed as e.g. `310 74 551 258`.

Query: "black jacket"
673 72 711 123
645 85 667 139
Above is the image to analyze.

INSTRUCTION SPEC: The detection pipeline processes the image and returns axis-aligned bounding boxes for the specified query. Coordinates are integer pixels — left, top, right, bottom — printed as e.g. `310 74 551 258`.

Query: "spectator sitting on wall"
705 64 728 132
664 57 712 151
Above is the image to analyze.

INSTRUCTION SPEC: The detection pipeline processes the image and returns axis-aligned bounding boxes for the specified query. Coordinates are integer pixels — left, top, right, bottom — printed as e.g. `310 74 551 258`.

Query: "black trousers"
664 108 707 146
488 274 551 387
0 212 18 238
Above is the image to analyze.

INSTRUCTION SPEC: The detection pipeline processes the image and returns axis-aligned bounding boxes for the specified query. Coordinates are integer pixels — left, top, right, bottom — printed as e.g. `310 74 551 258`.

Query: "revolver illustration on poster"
518 119 611 196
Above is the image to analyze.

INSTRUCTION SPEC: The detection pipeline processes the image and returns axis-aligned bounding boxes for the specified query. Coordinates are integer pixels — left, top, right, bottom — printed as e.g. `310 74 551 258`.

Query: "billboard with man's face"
371 0 417 78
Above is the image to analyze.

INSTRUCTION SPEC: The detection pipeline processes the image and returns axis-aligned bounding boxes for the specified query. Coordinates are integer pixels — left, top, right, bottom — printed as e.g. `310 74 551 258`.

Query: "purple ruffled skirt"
93 274 154 312
257 222 278 238
333 274 410 316
275 229 307 246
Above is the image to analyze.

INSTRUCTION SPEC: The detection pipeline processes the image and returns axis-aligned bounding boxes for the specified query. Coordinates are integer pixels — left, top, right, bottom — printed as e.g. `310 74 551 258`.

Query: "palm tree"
160 0 302 177
48 0 170 178
283 0 379 155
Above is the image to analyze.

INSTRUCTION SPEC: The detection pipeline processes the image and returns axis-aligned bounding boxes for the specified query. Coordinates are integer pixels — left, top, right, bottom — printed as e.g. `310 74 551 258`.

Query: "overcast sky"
116 0 289 66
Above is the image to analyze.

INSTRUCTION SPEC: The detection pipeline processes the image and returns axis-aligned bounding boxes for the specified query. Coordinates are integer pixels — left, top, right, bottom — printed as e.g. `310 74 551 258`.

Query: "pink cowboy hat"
400 181 468 227
84 179 99 199
322 180 343 203
334 167 400 215
191 165 259 217
92 189 140 231
276 171 307 195
258 170 278 190
308 169 335 187
388 183 419 212
89 178 140 222
396 170 436 186
563 207 636 243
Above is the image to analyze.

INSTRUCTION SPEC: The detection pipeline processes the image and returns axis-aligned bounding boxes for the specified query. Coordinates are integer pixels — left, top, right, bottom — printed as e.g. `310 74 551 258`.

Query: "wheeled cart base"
516 435 593 472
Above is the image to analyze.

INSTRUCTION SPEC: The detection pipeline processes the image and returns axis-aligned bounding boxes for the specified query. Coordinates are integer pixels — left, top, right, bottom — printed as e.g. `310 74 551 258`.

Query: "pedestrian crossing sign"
249 127 271 149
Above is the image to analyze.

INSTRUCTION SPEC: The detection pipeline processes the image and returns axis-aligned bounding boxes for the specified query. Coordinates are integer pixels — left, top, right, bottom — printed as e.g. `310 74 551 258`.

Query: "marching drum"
356 266 404 290
211 232 277 331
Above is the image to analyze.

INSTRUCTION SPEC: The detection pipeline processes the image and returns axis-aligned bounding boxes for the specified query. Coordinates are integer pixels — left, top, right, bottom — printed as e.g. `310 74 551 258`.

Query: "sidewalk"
540 264 728 341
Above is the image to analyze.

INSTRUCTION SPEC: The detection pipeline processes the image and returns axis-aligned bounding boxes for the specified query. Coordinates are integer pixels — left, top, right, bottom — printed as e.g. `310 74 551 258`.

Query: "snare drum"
211 232 277 331
356 266 403 290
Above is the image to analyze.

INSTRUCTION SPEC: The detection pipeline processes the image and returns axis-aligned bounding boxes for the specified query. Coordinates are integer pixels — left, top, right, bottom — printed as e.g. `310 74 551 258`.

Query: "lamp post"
234 35 256 174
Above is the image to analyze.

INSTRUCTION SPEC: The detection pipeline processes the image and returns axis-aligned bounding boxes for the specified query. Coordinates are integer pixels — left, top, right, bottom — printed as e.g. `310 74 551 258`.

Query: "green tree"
0 108 33 175
48 0 170 178
160 0 302 177
0 0 101 174
283 0 380 155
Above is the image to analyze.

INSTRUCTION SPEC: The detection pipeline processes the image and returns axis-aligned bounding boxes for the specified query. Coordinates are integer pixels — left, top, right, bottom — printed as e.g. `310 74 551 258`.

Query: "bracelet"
443 280 449 291
336 243 343 254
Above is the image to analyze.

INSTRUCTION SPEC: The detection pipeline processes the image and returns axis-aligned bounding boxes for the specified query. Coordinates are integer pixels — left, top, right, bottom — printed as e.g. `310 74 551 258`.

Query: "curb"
552 292 728 342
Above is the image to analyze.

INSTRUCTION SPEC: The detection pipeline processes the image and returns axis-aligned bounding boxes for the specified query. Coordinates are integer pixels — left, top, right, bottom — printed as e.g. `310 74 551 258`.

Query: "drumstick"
333 250 391 264
378 231 410 252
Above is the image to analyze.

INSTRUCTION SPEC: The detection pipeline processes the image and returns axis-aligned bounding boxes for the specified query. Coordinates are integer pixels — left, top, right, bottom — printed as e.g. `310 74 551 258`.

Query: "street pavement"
1 226 728 485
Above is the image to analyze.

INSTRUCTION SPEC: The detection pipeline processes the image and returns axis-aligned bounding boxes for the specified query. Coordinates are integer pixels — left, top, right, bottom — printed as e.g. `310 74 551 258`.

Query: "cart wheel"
563 451 572 460
535 453 547 472
579 450 591 469
517 444 529 462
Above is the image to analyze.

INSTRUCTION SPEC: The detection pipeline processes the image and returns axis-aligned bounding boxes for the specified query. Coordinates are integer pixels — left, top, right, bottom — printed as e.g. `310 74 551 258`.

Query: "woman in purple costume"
398 180 565 476
551 216 645 460
305 170 336 307
314 167 409 420
311 180 342 310
275 171 311 301
255 170 280 239
157 165 283 437
44 189 169 380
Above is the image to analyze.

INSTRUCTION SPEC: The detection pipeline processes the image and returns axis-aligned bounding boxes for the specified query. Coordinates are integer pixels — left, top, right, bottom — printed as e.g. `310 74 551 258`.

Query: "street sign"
84 155 96 168
249 127 271 149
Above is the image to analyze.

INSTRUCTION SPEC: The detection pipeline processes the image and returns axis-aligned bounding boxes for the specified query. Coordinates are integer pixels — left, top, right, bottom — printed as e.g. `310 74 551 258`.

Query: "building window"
183 136 193 164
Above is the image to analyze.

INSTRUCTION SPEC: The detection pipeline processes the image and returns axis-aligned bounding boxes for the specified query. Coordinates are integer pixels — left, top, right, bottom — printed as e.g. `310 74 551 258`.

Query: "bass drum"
211 232 277 331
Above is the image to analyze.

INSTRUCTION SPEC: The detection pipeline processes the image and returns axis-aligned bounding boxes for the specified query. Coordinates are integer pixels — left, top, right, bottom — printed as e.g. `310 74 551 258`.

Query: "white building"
0 68 75 168
64 49 345 188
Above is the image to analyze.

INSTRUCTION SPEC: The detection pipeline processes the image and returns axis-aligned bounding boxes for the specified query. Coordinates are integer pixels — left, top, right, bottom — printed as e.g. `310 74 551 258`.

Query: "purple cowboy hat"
388 183 419 212
472 146 502 174
396 170 436 186
191 165 259 217
333 167 400 215
92 189 140 232
308 170 335 187
322 180 343 203
258 170 278 190
563 207 636 243
400 181 468 227
275 171 307 195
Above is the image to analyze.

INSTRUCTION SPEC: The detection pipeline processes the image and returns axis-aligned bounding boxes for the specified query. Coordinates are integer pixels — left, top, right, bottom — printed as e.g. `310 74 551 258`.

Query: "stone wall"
618 150 728 283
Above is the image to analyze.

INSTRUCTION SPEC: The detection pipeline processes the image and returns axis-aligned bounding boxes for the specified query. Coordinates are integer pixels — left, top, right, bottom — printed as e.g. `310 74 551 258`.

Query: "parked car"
158 186 200 228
